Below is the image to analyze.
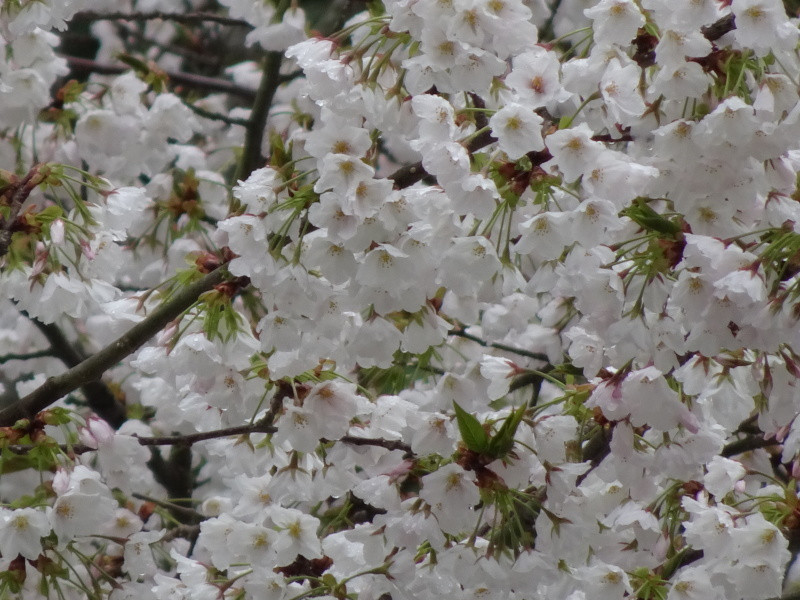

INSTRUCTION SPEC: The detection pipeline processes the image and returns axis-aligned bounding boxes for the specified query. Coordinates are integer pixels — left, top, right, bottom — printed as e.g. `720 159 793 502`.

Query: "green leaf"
35 205 64 224
116 53 150 73
487 402 526 459
624 201 681 236
203 301 223 341
453 401 489 453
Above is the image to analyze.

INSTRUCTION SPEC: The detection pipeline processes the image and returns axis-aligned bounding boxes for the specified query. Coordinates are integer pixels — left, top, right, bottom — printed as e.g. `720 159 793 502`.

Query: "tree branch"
8 430 412 455
722 434 779 457
131 492 203 520
71 11 252 28
61 55 257 101
182 100 250 127
23 313 128 428
237 51 284 180
135 422 276 446
450 326 551 363
701 13 736 42
0 268 229 427
0 350 54 364
335 436 412 454
388 116 498 189
0 165 51 259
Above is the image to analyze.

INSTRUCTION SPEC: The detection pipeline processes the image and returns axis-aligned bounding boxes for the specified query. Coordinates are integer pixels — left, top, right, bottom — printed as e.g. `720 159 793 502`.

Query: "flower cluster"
1 0 800 599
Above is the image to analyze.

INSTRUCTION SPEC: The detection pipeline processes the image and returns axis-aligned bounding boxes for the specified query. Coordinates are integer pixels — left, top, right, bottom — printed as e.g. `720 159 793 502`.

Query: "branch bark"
701 13 736 42
237 51 284 180
0 268 228 426
24 314 128 428
61 55 258 101
71 10 252 28
0 164 51 259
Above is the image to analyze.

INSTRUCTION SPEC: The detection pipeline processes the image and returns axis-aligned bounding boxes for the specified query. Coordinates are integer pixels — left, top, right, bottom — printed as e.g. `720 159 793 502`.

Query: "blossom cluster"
0 0 800 599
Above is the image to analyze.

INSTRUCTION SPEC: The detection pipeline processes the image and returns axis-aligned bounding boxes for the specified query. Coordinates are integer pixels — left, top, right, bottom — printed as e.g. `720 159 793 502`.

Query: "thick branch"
61 55 257 101
71 10 252 28
24 314 127 428
237 51 284 180
42 342 126 427
0 268 228 426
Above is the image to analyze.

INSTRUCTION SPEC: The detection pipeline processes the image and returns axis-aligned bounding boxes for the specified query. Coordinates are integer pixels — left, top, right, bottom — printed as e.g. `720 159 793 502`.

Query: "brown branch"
23 313 128 428
182 101 250 127
0 164 51 258
9 430 411 458
71 11 252 28
131 492 203 520
701 13 736 42
135 422 276 446
237 51 284 180
387 161 428 189
0 268 229 427
335 436 412 454
388 121 498 189
576 425 611 486
722 434 779 457
61 55 257 101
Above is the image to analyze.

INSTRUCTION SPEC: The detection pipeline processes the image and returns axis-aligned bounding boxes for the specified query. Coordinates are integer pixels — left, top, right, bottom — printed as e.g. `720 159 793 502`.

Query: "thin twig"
134 422 276 446
335 436 412 454
131 492 204 520
182 101 251 127
0 350 54 364
237 51 284 180
0 268 229 427
61 55 257 101
71 11 252 28
7 428 411 455
450 327 551 363
387 123 497 189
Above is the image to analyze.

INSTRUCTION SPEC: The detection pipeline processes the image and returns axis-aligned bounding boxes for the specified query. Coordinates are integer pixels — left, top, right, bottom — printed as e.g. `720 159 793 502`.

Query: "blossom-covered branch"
71 10 252 28
0 267 229 426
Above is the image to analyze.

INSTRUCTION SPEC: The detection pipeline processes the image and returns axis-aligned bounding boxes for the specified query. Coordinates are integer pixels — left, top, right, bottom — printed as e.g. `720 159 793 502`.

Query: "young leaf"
453 401 489 453
487 402 526 459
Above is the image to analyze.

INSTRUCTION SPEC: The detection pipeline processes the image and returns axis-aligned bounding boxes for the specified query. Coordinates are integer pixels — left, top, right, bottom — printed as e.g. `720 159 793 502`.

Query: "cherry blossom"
1 1 800 599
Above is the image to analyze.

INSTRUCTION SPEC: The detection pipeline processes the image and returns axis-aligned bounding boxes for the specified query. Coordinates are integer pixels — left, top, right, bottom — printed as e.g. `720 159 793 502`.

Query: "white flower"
732 0 798 56
124 529 164 580
505 47 570 109
419 464 480 535
704 456 746 498
49 492 117 547
545 123 604 182
272 508 322 562
480 355 518 400
489 103 545 160
584 0 646 47
0 508 50 559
